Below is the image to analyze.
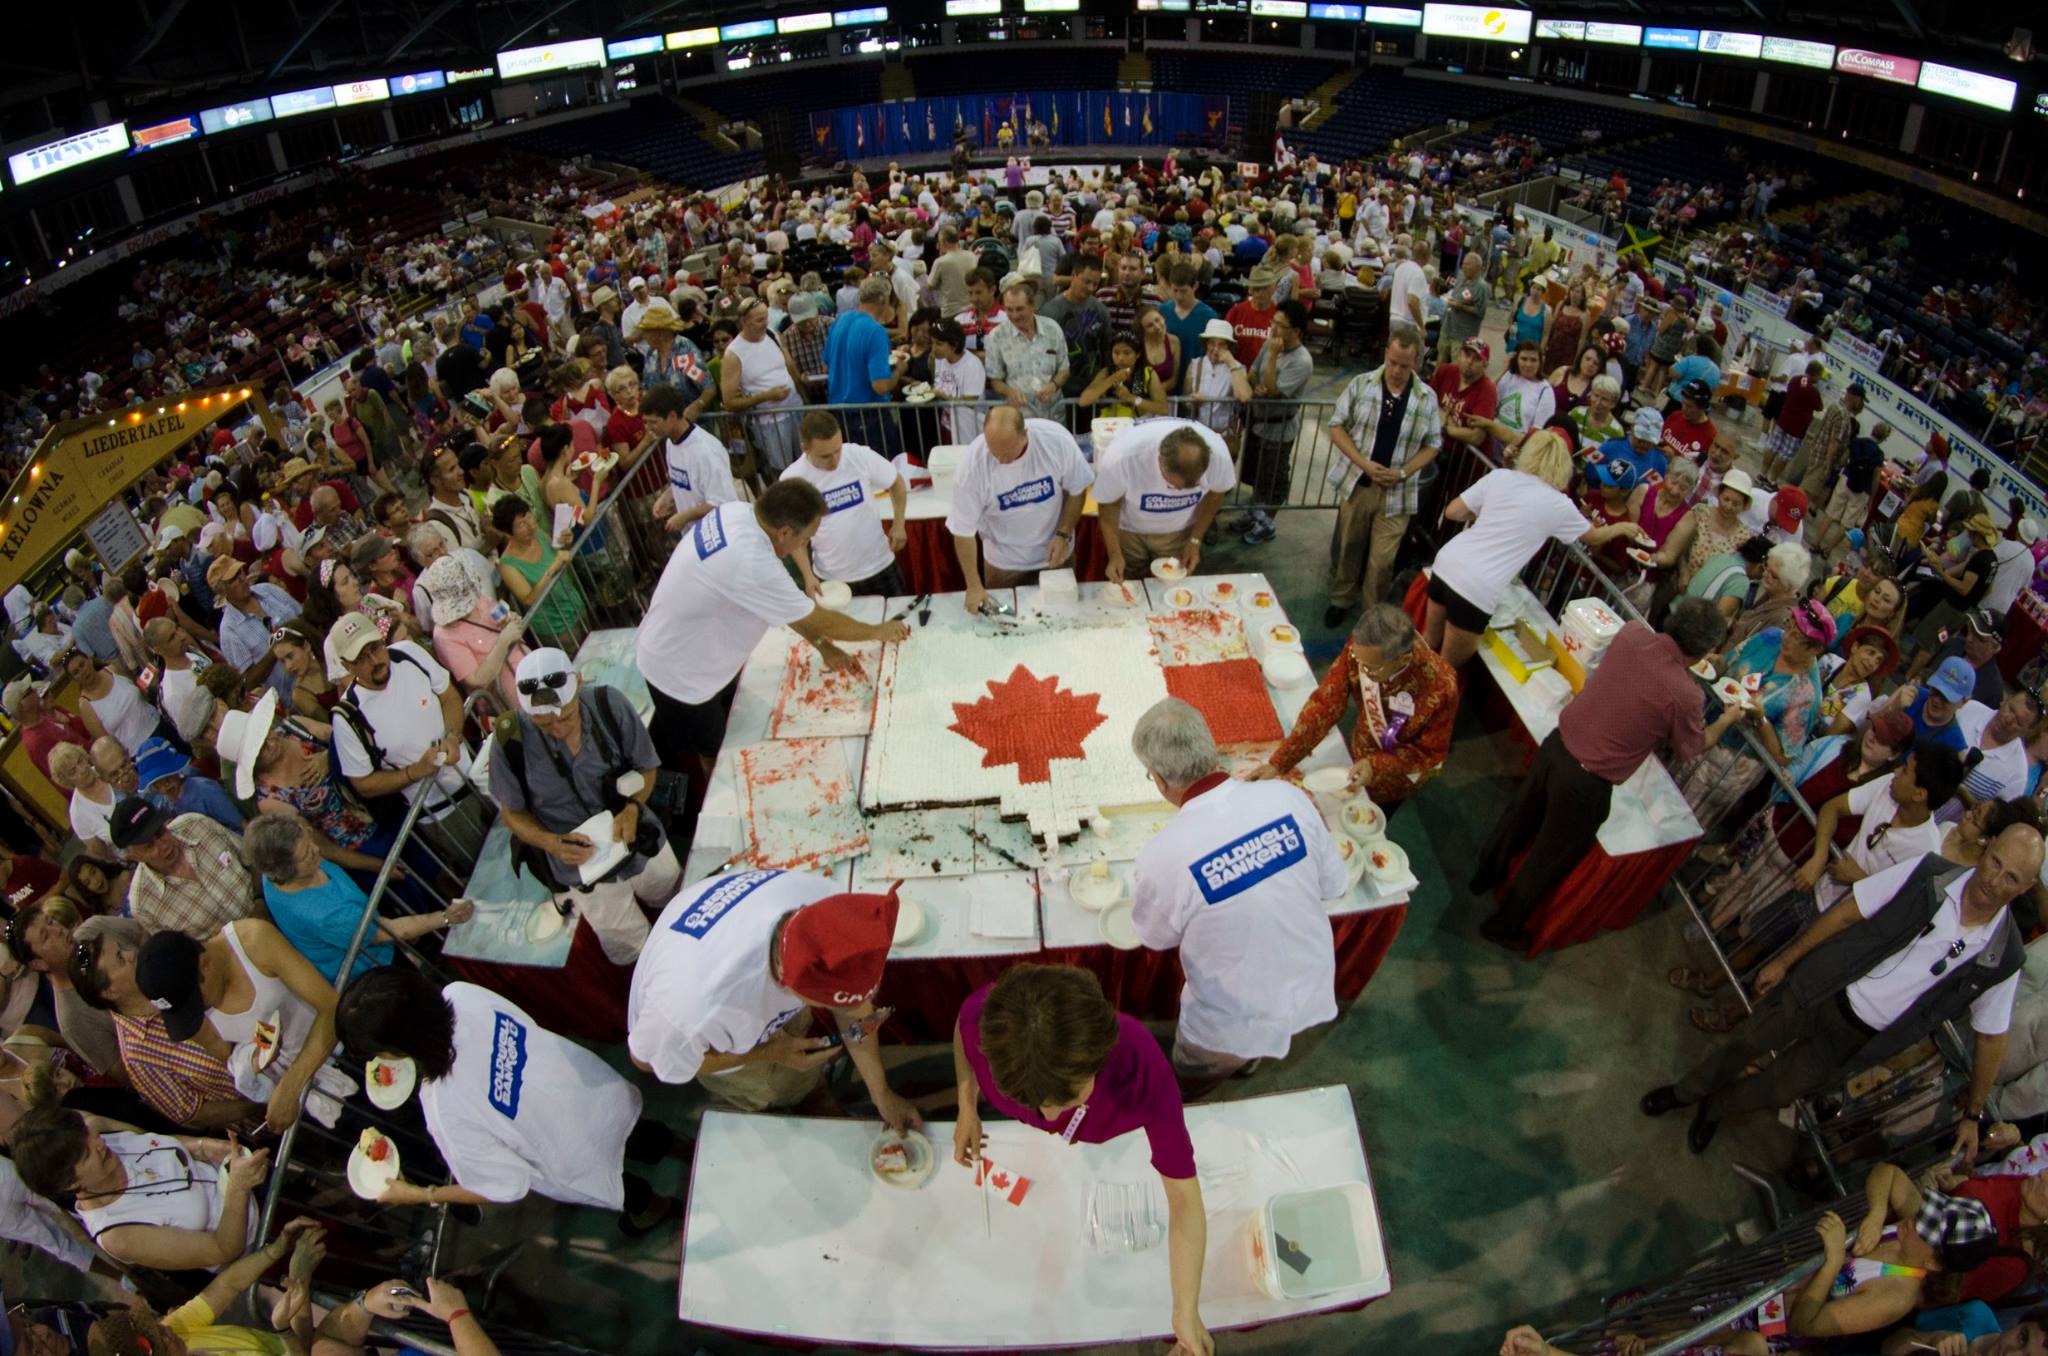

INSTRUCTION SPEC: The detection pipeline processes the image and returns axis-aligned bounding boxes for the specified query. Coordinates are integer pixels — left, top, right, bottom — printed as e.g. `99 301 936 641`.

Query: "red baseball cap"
1772 485 1808 532
1460 337 1491 361
778 885 901 1006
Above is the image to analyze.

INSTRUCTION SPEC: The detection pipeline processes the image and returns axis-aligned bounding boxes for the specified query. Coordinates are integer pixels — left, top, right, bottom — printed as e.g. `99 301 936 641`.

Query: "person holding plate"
1246 603 1458 814
337 965 689 1238
952 964 1213 1356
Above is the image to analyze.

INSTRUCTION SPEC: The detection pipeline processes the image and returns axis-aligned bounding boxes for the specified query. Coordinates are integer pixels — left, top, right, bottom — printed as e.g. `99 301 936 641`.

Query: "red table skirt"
1513 838 1696 957
2002 599 2047 684
881 906 1408 1044
1467 662 1696 956
445 922 633 1045
898 517 1109 595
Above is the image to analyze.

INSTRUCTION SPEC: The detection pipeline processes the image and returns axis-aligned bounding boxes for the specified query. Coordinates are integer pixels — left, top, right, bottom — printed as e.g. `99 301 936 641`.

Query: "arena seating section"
1289 71 1521 161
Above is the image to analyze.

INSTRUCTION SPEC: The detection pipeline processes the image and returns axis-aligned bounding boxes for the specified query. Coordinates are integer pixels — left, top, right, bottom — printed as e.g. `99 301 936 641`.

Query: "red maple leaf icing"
948 664 1106 784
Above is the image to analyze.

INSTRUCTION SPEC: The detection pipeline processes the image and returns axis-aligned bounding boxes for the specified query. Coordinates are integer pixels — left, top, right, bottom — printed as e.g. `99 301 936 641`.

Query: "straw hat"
635 300 687 333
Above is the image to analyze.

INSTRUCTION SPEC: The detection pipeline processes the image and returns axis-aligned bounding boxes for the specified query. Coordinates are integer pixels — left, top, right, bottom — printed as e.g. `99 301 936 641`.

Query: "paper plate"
1302 766 1351 796
1248 591 1278 610
816 580 854 611
891 896 926 949
1713 677 1752 709
1165 586 1197 609
1340 799 1386 842
1149 558 1188 581
1262 652 1311 688
1068 865 1124 911
871 1129 937 1189
1264 622 1304 652
1363 840 1409 884
1335 836 1369 891
1690 659 1717 680
1626 547 1657 567
525 903 567 944
249 1015 282 1074
347 1135 401 1201
1206 581 1240 606
1098 900 1141 950
365 1056 418 1112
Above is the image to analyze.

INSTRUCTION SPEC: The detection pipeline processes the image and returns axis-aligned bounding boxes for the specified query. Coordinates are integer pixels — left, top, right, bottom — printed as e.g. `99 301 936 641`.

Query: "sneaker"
1242 521 1277 545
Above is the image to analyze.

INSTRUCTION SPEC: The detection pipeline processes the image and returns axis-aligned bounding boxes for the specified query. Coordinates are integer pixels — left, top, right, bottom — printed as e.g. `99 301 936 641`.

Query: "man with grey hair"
1129 697 1348 1093
984 279 1068 421
1438 251 1491 363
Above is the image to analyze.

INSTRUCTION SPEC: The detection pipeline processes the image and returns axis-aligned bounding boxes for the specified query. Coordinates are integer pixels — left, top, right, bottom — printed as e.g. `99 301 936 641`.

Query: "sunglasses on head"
516 670 572 698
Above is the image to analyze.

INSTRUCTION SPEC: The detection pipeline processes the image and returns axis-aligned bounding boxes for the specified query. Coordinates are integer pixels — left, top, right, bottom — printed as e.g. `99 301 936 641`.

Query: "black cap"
1680 378 1712 405
134 931 207 1041
107 797 168 852
1965 607 2006 641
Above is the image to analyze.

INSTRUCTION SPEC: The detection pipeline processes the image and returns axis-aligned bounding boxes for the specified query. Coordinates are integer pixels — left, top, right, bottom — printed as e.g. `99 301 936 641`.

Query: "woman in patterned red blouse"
1245 603 1458 811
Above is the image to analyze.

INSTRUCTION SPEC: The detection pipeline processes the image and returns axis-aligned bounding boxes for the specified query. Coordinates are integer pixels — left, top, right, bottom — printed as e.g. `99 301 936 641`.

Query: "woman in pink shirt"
953 966 1212 1355
420 554 529 708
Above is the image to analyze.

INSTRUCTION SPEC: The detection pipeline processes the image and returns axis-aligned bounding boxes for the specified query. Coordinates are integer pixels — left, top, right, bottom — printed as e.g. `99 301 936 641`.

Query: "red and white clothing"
1268 639 1459 804
1661 410 1716 464
1131 775 1347 1060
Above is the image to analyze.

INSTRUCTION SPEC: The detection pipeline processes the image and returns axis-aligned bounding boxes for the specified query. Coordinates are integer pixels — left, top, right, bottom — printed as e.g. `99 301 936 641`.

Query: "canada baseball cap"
134 930 208 1042
1460 337 1491 362
1929 656 1977 704
327 612 384 664
777 884 902 1006
107 796 170 852
1771 485 1808 532
515 648 580 717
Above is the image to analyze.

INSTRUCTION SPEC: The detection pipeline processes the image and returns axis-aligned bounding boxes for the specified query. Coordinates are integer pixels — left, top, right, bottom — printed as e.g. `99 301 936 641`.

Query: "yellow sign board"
0 385 268 597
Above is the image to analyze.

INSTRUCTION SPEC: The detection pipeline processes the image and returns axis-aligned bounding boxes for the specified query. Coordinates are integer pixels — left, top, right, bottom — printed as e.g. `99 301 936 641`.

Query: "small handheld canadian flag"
980 1157 1032 1206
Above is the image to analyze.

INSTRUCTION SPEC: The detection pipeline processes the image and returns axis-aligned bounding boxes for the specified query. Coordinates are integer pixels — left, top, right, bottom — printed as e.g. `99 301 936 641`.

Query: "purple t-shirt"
958 983 1197 1179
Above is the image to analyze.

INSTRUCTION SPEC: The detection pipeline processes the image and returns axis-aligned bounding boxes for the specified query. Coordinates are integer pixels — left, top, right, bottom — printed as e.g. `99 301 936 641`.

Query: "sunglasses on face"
516 670 572 698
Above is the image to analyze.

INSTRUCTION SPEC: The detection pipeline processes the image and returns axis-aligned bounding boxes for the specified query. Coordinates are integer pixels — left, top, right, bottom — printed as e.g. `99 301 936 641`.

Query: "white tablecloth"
678 1085 1390 1345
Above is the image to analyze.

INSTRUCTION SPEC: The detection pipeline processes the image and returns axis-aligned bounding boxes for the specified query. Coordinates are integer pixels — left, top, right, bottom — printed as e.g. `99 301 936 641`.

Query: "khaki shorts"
1823 480 1869 528
702 1010 824 1113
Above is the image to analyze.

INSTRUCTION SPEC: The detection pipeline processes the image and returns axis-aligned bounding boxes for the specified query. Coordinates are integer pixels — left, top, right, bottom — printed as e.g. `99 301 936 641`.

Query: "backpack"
330 646 437 828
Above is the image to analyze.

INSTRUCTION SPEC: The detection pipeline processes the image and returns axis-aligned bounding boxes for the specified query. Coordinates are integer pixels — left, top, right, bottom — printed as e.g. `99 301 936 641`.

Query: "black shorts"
1426 571 1493 634
649 675 740 763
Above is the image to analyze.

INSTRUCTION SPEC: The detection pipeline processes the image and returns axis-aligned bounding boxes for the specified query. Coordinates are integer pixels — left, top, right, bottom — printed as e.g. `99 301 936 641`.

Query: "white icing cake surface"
863 618 1169 835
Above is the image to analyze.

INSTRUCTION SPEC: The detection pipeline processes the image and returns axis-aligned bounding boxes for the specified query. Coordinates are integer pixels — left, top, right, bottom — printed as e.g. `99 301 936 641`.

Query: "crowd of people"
0 95 2042 1354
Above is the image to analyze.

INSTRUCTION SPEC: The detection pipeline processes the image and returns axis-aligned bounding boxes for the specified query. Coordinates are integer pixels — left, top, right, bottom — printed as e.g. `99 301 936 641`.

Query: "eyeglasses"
515 670 572 698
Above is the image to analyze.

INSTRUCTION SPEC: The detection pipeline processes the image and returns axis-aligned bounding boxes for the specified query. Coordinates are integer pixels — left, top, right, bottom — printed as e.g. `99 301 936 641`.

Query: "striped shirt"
111 1012 244 1126
129 814 262 940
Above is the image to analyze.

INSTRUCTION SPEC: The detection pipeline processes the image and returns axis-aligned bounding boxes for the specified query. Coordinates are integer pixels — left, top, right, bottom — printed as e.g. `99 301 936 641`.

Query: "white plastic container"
1246 1181 1386 1300
1039 567 1078 606
1560 597 1624 669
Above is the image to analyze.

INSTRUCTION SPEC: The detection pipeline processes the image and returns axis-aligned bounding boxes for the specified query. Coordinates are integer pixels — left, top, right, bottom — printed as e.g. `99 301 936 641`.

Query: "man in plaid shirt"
1324 323 1443 627
112 799 262 941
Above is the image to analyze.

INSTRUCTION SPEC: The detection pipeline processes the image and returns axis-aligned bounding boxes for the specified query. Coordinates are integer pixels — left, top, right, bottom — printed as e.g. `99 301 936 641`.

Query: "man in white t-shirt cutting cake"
1127 699 1348 1094
1094 419 1236 585
637 481 911 775
779 411 909 598
945 404 1094 616
643 384 736 534
628 868 922 1130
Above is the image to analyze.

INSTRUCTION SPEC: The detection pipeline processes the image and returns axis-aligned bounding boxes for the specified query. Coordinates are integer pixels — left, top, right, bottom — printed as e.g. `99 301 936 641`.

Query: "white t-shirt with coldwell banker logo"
778 443 901 583
627 869 839 1085
944 417 1094 572
1129 778 1348 1060
664 424 738 516
421 982 642 1210
638 501 815 704
1092 419 1237 535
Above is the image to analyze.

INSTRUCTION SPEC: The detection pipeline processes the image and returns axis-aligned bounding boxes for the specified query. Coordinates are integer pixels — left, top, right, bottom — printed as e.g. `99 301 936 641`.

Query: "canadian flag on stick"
979 1157 1032 1206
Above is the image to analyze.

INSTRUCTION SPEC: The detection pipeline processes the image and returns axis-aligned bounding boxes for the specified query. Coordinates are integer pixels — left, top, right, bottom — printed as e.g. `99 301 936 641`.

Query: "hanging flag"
926 105 937 144
1103 97 1113 140
1123 97 1131 132
1142 97 1153 138
982 104 991 146
901 109 911 144
1050 100 1058 139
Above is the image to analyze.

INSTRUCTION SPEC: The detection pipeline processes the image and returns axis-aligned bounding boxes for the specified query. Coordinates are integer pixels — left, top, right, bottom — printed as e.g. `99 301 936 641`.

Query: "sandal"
1667 966 1722 997
1690 1005 1745 1035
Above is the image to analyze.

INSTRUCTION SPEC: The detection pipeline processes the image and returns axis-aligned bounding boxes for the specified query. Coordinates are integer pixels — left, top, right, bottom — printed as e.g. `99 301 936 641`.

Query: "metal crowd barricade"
1535 1151 1961 1356
250 688 510 1286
